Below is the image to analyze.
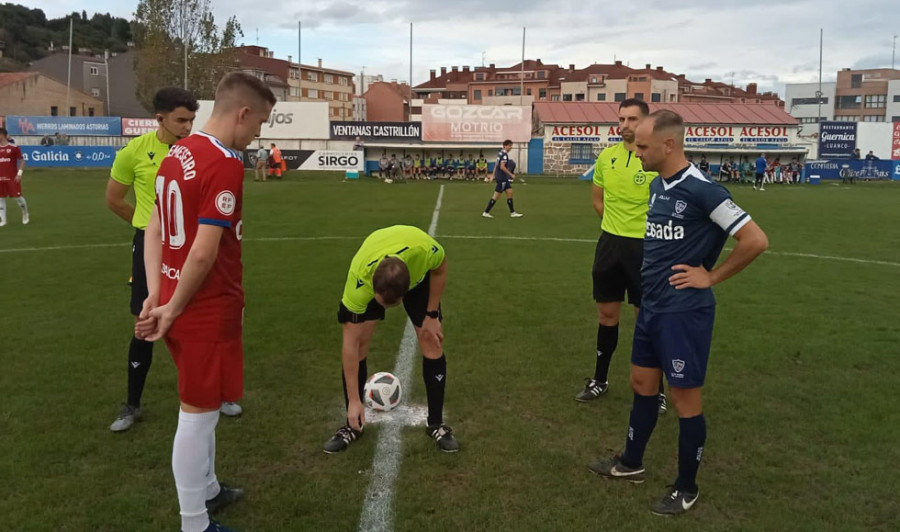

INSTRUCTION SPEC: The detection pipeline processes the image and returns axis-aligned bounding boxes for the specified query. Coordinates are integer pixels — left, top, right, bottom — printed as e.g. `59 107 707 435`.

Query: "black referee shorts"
591 232 643 306
130 228 149 316
337 272 442 328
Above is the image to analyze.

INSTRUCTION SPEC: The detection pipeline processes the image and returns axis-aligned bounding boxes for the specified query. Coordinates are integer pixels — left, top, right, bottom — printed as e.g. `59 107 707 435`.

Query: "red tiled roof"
0 72 38 89
534 102 798 125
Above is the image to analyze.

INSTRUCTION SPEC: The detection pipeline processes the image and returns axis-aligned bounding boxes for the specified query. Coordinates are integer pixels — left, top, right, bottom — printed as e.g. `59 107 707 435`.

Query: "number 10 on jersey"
155 175 186 250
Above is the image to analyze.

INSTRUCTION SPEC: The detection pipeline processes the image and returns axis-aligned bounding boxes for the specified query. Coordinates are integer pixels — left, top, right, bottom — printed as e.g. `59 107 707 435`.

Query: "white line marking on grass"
358 184 445 532
0 242 130 254
4 230 899 270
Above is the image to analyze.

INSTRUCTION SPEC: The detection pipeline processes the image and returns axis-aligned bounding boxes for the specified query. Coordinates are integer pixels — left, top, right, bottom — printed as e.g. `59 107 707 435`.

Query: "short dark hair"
648 109 684 134
0 127 7 137
619 98 650 116
373 257 410 306
502 139 513 147
215 71 277 108
153 87 199 114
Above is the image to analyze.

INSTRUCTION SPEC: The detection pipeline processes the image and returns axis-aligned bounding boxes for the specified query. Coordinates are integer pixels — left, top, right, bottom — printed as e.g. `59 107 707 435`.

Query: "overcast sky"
27 0 899 95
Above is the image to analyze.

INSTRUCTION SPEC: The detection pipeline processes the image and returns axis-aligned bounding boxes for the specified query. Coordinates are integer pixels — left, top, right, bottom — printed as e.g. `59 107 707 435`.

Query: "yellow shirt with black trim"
593 142 656 239
341 225 446 314
110 131 171 230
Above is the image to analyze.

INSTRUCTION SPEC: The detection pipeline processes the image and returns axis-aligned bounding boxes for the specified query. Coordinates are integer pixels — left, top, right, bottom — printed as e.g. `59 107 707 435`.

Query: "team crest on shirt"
216 191 236 215
633 172 647 185
725 200 739 211
672 359 686 373
148 152 156 160
675 200 687 214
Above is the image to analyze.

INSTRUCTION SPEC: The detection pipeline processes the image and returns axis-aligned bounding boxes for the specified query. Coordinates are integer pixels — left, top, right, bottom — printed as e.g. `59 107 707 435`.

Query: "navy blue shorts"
494 179 512 193
632 306 716 388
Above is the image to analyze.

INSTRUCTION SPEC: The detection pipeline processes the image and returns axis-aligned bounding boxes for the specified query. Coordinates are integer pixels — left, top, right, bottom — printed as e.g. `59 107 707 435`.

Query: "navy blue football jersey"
641 164 751 312
495 149 511 181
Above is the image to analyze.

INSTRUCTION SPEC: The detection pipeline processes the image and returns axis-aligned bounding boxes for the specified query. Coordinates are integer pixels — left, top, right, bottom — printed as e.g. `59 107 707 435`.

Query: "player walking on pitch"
589 110 768 516
324 225 459 454
0 127 28 227
578 99 666 414
136 73 276 532
482 140 524 218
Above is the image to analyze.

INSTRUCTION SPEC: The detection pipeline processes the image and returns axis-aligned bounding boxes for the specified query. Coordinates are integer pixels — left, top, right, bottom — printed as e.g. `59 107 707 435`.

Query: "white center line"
357 184 445 532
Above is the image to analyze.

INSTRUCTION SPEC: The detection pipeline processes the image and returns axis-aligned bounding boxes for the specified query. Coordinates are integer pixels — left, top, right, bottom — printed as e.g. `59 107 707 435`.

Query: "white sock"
206 428 220 500
173 409 219 532
15 196 27 214
0 197 6 223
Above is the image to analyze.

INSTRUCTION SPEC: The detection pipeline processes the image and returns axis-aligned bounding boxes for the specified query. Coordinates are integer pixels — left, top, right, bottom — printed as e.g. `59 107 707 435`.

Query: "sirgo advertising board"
422 105 531 143
193 100 330 139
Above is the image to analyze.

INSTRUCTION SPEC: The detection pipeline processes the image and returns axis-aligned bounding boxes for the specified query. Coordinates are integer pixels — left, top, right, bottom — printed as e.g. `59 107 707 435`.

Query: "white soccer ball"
364 372 402 412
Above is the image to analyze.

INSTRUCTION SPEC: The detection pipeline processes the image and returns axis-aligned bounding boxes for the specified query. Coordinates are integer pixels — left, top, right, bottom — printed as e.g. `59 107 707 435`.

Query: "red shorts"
0 179 22 198
165 336 243 409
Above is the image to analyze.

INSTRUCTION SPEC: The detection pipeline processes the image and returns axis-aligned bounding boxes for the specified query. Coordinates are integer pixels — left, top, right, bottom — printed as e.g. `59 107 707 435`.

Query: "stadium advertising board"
422 105 530 143
122 118 158 136
330 121 421 141
804 159 894 180
818 122 857 159
194 100 330 139
547 123 794 145
243 149 363 171
5 116 122 136
21 146 118 167
549 125 622 143
892 122 900 160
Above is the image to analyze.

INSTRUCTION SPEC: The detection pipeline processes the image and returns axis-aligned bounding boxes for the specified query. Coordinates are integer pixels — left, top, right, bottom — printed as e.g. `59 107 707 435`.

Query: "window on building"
88 107 95 117
91 88 101 97
324 91 334 100
894 95 900 103
90 66 99 76
51 106 58 116
308 89 318 99
325 74 334 84
340 77 349 86
476 73 484 81
563 94 573 101
537 71 545 79
575 93 585 101
474 89 482 100
834 115 858 121
569 143 595 164
863 115 885 122
488 90 493 96
551 94 560 101
651 93 661 103
527 88 532 96
791 96 828 106
590 77 598 84
597 93 606 101
864 94 886 108
634 92 644 101
539 88 547 99
837 95 861 109
513 87 522 96
850 74 862 88
307 72 317 82
70 106 76 116
614 92 626 102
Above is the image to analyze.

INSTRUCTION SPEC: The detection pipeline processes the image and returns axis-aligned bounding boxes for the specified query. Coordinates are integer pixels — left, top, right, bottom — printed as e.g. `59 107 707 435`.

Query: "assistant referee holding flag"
576 98 665 414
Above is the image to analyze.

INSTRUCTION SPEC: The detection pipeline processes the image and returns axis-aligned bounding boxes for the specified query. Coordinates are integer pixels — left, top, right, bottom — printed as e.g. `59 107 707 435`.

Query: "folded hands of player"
669 264 713 290
135 297 178 342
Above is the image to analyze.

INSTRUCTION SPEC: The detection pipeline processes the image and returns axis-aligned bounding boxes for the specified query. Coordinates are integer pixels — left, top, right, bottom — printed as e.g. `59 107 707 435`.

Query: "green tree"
132 0 242 112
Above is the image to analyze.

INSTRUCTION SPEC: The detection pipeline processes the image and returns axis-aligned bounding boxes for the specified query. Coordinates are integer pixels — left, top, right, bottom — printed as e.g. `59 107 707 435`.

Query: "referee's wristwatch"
425 309 440 319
